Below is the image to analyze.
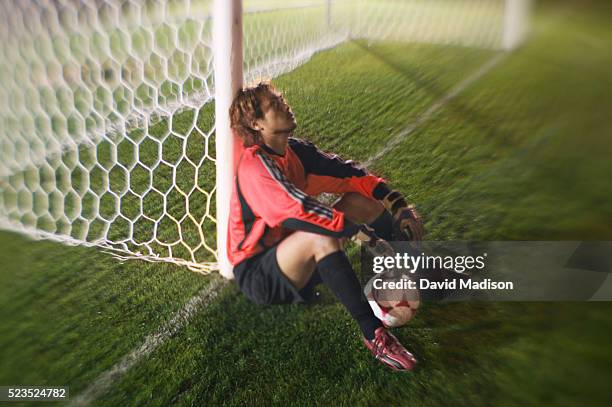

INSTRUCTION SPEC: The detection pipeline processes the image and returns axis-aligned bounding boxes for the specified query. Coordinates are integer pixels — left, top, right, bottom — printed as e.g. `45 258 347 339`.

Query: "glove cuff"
382 190 407 215
372 182 392 200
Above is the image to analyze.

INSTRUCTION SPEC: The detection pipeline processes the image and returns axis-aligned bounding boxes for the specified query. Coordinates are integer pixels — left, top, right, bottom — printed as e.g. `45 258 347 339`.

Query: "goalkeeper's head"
230 82 296 147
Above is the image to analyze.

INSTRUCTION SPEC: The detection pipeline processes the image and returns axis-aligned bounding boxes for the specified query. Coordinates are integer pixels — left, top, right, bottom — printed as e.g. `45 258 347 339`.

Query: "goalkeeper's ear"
250 117 263 132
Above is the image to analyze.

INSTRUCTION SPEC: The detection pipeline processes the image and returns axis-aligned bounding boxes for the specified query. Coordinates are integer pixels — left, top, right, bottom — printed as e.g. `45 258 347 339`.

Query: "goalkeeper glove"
382 190 425 242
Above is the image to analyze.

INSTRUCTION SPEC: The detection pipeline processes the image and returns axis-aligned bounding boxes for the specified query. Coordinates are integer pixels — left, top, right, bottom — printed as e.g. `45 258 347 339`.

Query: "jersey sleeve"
288 138 391 200
238 150 359 238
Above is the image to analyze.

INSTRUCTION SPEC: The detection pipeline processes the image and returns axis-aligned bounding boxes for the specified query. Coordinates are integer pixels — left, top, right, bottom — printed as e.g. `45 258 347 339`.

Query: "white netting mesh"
243 1 347 83
341 0 506 49
0 0 525 274
0 0 218 272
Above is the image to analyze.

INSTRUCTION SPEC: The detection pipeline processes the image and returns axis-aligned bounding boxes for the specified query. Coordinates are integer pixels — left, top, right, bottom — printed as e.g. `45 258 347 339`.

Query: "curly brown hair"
229 82 280 147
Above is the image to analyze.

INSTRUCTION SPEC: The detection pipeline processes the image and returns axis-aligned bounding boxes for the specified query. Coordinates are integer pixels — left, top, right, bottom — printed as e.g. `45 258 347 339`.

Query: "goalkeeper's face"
256 93 297 138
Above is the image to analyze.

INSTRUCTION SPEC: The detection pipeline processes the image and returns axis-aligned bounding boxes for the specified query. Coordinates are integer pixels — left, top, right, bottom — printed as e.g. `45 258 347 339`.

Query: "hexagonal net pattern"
0 0 524 274
0 0 218 273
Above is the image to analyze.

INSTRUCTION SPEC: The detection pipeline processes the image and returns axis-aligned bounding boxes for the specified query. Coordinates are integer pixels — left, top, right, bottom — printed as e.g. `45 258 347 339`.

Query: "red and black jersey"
227 137 391 265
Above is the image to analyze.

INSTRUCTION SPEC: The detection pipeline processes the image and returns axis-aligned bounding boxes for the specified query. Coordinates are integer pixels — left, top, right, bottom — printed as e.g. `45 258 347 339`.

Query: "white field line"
362 52 507 168
68 277 226 407
70 51 506 406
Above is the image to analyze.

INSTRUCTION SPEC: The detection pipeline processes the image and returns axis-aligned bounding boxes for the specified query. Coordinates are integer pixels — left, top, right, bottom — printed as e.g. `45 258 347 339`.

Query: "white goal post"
0 0 530 279
213 0 243 279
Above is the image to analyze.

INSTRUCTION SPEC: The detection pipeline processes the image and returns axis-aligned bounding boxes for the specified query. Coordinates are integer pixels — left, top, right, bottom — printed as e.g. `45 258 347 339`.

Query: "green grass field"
1 0 612 405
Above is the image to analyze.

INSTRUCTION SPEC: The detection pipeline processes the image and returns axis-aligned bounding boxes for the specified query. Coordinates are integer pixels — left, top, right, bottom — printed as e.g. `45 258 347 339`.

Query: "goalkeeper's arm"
241 149 372 240
287 138 424 240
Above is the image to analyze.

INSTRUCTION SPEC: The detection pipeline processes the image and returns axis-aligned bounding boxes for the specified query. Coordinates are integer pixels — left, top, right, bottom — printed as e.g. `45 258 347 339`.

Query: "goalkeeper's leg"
273 192 389 294
274 193 392 303
276 231 417 370
276 231 382 339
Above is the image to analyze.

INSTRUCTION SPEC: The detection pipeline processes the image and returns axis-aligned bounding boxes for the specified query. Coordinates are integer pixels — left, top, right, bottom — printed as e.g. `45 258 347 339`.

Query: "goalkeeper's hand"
352 224 396 257
352 224 378 245
382 190 425 242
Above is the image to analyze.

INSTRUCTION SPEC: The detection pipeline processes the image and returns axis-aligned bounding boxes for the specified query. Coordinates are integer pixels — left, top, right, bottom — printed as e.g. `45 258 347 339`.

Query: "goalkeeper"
227 83 424 372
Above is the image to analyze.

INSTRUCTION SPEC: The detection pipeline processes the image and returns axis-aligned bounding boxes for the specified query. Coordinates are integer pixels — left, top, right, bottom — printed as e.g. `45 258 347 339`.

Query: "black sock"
317 251 382 340
297 271 322 302
369 210 394 241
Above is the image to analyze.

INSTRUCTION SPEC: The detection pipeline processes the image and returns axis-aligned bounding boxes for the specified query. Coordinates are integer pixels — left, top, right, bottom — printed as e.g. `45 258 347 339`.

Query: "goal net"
0 0 529 274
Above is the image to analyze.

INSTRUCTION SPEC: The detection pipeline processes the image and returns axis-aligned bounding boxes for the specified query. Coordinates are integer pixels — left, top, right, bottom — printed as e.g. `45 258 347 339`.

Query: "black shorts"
233 245 322 305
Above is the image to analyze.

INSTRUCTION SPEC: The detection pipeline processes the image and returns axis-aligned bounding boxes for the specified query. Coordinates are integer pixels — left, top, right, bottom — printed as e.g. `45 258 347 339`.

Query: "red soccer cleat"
363 327 418 372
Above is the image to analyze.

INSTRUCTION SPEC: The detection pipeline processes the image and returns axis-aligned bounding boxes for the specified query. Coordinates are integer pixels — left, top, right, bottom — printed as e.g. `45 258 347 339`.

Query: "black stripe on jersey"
288 138 367 178
282 218 360 238
235 175 256 250
256 150 334 220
